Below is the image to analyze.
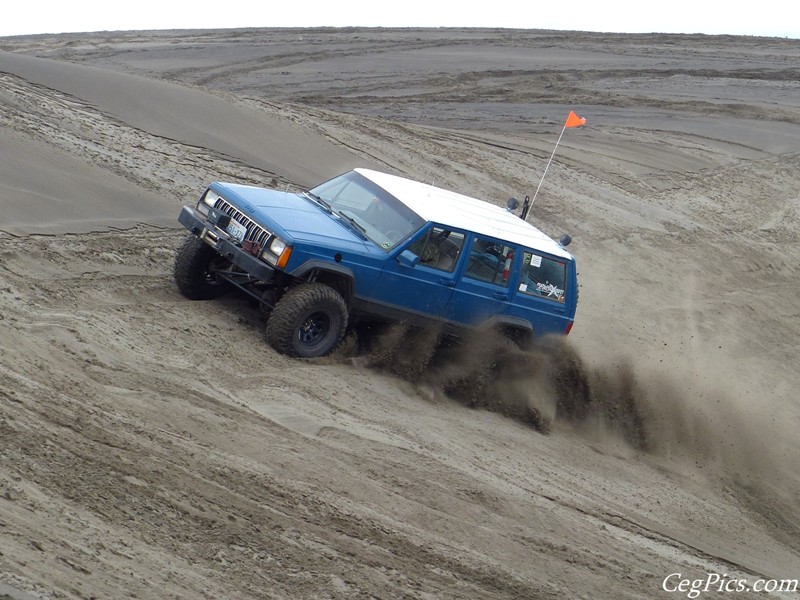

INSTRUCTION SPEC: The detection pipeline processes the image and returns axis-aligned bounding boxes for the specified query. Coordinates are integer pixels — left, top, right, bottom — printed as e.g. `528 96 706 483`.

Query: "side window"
465 236 513 286
408 227 465 272
519 251 567 302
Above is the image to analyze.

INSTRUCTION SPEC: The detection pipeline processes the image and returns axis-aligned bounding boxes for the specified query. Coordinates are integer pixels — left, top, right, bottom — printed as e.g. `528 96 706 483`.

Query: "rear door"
445 234 517 327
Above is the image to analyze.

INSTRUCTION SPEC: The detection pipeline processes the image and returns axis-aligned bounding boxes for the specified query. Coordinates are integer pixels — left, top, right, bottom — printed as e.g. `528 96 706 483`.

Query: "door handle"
439 279 456 287
492 291 509 300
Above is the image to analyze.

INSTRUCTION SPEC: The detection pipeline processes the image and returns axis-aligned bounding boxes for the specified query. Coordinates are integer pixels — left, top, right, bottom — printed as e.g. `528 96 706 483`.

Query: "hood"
212 182 374 252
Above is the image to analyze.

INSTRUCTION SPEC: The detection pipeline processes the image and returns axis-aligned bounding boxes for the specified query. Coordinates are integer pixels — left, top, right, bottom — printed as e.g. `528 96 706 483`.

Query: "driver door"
369 225 466 323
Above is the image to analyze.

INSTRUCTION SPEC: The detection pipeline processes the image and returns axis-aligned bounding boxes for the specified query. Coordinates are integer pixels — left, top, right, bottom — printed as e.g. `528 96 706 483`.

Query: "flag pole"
526 124 566 222
525 111 585 223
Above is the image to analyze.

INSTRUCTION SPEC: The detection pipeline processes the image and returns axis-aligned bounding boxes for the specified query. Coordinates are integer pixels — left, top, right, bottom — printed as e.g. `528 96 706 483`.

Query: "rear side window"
519 251 567 302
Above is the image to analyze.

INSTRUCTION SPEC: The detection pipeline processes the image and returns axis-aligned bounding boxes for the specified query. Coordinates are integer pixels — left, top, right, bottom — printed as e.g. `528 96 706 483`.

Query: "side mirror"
559 234 572 247
398 249 419 268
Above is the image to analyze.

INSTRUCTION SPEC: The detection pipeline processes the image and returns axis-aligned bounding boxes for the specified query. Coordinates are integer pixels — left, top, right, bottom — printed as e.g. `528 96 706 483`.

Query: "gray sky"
1 0 797 38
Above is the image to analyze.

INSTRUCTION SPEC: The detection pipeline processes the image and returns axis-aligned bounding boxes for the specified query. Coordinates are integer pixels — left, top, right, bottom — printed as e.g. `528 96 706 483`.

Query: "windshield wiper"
336 210 369 239
302 191 332 213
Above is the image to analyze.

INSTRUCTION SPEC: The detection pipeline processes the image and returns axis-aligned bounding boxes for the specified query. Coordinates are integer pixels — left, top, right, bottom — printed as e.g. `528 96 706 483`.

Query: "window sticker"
520 251 567 302
535 282 564 300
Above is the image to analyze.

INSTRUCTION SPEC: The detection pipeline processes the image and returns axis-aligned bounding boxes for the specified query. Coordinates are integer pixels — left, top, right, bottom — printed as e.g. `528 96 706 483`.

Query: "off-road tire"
266 283 348 358
173 235 231 300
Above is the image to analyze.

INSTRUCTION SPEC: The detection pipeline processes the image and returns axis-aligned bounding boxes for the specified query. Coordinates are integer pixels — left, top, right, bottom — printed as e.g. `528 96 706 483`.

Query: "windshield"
309 171 425 250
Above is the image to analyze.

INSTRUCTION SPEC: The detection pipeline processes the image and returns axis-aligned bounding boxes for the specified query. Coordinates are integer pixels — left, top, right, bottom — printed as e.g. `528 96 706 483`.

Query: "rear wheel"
173 236 231 300
266 283 348 357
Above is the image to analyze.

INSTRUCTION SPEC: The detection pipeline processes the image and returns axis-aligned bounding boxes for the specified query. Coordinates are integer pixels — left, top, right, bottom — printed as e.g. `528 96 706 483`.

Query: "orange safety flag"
564 110 586 128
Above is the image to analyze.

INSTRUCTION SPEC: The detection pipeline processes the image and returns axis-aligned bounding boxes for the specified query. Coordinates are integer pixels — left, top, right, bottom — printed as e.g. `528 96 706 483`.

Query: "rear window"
519 251 567 302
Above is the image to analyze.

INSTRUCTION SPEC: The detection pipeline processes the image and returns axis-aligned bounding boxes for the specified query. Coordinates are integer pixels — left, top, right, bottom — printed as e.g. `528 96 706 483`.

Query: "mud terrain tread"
266 283 348 357
173 235 230 300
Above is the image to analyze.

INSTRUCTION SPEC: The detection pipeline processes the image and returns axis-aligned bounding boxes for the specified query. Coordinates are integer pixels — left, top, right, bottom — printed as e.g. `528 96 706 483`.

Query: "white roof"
356 168 573 259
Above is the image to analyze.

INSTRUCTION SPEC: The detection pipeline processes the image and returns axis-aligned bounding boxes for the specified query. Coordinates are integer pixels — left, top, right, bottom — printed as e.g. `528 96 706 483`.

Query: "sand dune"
1 29 798 599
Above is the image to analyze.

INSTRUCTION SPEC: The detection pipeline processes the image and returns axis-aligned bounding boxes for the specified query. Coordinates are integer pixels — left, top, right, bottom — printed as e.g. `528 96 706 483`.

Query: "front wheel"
266 283 348 357
173 236 231 300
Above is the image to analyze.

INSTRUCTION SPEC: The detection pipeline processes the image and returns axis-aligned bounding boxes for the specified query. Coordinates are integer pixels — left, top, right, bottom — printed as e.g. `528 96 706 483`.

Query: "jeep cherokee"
175 168 578 357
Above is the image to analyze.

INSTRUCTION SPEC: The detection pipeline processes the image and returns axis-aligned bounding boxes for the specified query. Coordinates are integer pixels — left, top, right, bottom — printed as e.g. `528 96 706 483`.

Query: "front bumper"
178 205 276 282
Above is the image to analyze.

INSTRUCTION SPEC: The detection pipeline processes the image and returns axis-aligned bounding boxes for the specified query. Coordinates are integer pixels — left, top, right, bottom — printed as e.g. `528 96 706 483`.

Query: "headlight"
269 238 287 255
197 189 221 215
261 236 292 269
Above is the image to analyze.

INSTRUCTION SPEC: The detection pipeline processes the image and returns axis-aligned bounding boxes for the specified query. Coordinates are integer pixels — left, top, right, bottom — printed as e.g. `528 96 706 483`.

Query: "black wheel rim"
297 311 331 348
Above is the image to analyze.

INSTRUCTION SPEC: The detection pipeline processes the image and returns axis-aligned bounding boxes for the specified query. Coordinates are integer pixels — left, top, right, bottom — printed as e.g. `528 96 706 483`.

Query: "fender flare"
479 316 535 348
290 260 356 305
480 315 534 335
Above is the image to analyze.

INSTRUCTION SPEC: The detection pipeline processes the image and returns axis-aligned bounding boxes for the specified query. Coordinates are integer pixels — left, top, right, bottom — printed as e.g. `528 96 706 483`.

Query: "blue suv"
175 168 578 357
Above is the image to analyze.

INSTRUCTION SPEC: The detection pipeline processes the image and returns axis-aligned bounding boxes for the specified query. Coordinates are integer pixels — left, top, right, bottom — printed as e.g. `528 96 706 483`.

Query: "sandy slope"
1 29 799 599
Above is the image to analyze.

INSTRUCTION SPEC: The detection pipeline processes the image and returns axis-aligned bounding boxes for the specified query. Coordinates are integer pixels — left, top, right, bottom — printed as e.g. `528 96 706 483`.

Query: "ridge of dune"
0 49 365 187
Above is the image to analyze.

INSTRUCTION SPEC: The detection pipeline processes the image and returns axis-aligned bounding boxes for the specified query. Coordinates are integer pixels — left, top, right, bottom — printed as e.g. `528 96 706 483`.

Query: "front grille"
215 197 271 246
